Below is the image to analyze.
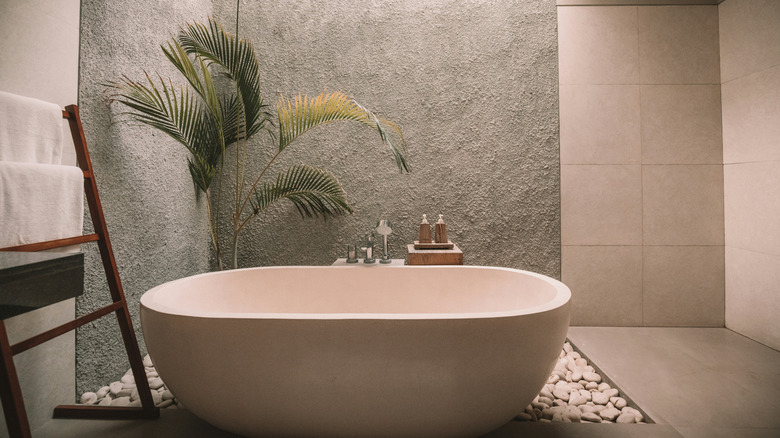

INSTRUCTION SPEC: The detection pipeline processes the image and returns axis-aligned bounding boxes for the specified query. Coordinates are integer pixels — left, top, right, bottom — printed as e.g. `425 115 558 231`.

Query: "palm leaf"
251 165 353 219
277 90 409 173
177 19 272 144
105 73 221 192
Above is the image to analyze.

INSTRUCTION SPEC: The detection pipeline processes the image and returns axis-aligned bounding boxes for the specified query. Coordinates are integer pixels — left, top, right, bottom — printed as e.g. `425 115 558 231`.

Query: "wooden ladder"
0 105 159 438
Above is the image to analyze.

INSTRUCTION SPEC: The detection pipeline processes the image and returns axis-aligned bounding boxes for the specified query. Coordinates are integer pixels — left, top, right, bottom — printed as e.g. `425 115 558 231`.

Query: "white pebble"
156 399 174 409
582 412 602 423
109 381 123 396
616 412 637 423
599 406 621 421
96 386 110 399
597 382 611 392
111 396 131 407
552 387 570 402
583 371 601 383
143 354 154 368
622 407 644 422
148 377 164 390
569 392 587 406
538 396 553 406
80 392 97 405
120 374 134 384
592 391 610 405
98 397 112 406
611 396 627 409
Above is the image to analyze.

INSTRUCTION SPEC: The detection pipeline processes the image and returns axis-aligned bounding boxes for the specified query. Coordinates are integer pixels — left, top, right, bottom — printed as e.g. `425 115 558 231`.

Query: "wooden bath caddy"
413 240 455 250
407 243 463 265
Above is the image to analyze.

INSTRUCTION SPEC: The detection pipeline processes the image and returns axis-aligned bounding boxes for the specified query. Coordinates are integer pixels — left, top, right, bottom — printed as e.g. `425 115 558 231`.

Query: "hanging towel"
0 91 65 165
0 162 84 249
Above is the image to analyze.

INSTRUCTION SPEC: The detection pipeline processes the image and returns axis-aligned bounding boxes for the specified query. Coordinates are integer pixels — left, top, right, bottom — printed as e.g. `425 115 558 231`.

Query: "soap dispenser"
434 214 448 244
418 214 432 243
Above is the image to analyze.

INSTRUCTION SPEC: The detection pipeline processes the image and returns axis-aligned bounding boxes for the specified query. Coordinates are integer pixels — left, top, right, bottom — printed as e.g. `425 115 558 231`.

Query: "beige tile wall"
559 5 725 326
720 0 780 350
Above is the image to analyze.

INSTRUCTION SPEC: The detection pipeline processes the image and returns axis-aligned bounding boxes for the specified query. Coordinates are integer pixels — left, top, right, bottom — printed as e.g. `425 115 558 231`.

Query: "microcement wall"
228 0 560 274
77 0 213 394
77 0 559 392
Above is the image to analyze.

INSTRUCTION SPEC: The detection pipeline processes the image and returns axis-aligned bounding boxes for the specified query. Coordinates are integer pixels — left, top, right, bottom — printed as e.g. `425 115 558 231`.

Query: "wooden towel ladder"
0 104 159 438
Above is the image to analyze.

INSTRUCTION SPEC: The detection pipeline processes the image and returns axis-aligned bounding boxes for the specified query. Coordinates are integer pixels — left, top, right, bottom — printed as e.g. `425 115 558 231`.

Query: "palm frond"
178 19 272 143
277 90 409 173
105 73 222 191
251 165 353 219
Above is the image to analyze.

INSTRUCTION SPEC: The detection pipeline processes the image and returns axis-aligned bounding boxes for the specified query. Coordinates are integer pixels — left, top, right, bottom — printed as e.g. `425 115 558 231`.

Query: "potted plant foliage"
107 19 409 270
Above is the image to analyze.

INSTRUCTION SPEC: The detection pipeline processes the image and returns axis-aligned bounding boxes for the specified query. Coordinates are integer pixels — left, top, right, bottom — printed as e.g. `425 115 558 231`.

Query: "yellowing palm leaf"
277 90 409 173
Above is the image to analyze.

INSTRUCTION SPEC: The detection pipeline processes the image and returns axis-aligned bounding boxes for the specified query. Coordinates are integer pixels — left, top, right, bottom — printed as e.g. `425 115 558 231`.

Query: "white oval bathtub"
140 265 571 438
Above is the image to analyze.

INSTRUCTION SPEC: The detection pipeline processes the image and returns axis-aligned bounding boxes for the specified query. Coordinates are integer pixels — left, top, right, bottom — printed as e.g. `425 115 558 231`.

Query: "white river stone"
80 392 97 405
108 381 123 396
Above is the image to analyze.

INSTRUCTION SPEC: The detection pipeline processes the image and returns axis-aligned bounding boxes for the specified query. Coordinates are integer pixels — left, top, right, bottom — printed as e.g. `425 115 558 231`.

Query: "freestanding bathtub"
140 265 571 438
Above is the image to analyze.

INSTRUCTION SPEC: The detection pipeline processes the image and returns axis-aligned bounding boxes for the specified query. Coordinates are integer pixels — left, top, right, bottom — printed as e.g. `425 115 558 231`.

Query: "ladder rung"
0 234 99 252
10 301 124 355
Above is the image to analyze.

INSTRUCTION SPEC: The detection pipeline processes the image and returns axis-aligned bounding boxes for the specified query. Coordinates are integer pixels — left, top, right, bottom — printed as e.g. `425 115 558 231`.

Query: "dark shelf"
0 251 84 319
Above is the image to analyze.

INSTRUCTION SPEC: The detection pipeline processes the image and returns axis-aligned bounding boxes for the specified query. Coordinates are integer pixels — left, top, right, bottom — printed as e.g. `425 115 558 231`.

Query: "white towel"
0 162 84 250
0 91 65 165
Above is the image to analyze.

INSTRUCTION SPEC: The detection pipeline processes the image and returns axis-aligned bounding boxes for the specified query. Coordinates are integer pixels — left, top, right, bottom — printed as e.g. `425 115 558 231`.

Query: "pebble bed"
516 341 646 424
78 354 179 409
80 342 645 424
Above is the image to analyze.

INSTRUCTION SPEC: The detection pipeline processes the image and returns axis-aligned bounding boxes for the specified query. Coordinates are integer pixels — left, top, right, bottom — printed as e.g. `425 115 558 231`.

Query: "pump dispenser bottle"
434 214 448 243
418 214 432 243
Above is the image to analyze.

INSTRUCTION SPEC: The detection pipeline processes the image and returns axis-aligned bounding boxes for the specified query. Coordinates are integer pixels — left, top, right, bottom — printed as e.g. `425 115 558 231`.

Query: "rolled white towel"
0 91 65 165
0 162 84 249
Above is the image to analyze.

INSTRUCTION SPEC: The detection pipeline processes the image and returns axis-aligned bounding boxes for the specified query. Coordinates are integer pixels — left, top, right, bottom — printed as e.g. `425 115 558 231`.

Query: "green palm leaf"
177 19 272 144
251 165 353 219
277 90 409 173
106 73 221 192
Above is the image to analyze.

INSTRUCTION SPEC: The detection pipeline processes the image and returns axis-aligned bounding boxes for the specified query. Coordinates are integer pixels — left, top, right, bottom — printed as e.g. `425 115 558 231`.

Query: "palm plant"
107 19 409 270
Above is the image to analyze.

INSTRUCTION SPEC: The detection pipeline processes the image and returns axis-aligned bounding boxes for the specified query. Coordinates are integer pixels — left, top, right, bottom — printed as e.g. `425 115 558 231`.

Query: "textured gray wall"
76 0 559 393
77 0 213 394
229 0 560 275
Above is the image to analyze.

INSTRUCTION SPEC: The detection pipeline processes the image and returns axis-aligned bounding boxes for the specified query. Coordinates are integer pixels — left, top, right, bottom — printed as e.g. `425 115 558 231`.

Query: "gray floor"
31 327 780 438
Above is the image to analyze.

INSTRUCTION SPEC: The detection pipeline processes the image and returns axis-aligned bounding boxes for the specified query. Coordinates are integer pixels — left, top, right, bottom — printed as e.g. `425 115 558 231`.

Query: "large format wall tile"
563 245 643 326
562 164 642 245
558 6 639 85
725 247 780 350
724 161 780 256
643 165 724 246
640 85 722 164
638 6 720 84
722 66 780 164
560 84 640 164
643 245 724 327
719 0 780 84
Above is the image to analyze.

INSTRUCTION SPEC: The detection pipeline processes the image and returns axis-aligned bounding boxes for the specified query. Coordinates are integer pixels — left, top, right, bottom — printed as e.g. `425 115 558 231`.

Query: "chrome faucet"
361 234 376 264
376 219 393 264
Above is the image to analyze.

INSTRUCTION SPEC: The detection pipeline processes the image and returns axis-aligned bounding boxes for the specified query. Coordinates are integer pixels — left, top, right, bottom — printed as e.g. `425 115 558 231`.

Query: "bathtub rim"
140 265 571 321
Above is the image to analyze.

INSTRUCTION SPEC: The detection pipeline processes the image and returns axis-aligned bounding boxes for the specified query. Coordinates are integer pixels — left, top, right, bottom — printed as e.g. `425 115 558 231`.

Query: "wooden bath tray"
413 241 455 250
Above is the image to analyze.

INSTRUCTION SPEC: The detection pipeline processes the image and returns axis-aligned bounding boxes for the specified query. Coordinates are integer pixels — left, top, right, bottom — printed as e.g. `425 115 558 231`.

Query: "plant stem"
205 188 223 271
230 231 239 270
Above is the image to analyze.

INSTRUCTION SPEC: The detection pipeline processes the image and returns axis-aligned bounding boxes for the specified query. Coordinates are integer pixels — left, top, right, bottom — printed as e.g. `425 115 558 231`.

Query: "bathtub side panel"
140 305 569 438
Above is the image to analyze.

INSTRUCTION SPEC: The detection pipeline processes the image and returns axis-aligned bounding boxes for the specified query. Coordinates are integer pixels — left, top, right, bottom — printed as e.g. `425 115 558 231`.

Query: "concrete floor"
31 327 780 438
